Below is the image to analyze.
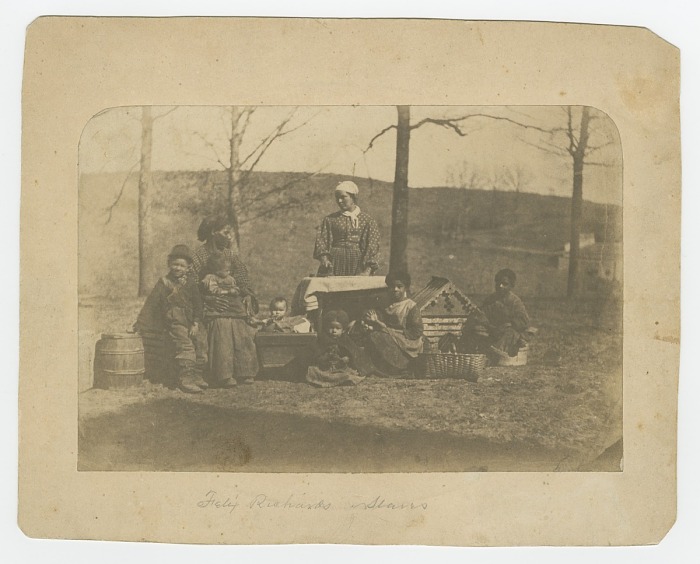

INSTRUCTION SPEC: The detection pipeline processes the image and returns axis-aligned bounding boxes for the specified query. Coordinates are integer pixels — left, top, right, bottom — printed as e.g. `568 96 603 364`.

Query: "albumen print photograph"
78 104 622 473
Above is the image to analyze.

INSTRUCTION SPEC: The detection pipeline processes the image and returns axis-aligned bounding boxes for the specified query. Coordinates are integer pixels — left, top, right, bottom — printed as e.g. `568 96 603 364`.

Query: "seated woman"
460 268 533 360
359 271 424 377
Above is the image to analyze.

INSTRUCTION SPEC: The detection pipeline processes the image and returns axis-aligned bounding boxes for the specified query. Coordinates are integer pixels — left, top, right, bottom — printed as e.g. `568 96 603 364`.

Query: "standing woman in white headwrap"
313 181 381 276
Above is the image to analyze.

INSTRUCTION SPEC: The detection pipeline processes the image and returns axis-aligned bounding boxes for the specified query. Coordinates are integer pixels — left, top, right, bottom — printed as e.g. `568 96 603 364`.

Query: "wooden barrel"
93 333 145 389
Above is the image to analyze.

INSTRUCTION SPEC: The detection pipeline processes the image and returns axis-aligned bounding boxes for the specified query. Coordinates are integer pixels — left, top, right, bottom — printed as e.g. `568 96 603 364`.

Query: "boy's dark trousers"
166 307 206 393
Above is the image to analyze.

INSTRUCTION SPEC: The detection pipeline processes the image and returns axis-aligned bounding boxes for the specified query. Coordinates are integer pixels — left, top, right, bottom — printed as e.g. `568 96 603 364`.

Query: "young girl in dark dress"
305 310 367 388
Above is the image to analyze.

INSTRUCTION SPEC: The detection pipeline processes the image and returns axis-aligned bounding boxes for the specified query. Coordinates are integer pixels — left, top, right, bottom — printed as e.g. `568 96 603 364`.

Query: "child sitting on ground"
134 244 208 394
257 297 312 333
460 268 533 360
305 309 367 387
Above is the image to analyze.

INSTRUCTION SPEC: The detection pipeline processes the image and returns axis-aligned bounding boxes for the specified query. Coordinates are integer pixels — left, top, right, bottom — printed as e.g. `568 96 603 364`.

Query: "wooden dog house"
412 277 479 345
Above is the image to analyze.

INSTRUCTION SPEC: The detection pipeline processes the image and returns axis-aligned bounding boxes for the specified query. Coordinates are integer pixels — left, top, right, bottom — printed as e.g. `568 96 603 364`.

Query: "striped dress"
313 211 381 276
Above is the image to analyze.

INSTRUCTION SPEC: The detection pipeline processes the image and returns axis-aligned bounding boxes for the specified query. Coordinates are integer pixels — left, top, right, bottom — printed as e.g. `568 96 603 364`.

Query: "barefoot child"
135 245 207 394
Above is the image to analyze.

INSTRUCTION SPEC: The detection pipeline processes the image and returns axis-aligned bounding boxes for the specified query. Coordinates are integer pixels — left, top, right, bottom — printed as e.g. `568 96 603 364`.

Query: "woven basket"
418 352 487 381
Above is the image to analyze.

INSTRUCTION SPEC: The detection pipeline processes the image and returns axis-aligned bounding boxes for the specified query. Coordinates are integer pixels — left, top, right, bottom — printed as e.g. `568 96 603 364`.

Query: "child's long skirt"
206 317 259 383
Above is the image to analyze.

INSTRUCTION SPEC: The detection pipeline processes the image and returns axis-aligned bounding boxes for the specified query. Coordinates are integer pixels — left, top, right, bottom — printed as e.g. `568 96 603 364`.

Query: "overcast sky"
80 105 622 204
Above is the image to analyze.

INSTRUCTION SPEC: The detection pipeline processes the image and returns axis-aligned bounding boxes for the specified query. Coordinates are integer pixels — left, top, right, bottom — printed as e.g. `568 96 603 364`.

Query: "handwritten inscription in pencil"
196 490 427 513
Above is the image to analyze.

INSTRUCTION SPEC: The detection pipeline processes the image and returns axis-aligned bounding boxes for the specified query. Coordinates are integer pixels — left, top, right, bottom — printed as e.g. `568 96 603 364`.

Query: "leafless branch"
584 161 615 168
239 109 320 181
585 140 615 153
415 113 557 135
192 130 227 169
181 148 227 169
503 106 539 121
219 109 232 138
517 135 569 157
242 170 323 206
565 106 578 156
410 117 472 136
240 197 313 225
365 110 565 155
362 150 376 191
237 107 254 141
363 124 397 153
238 110 297 170
104 160 140 224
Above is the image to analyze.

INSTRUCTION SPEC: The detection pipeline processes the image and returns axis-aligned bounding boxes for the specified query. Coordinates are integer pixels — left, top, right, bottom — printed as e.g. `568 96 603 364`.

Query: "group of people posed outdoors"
134 180 532 394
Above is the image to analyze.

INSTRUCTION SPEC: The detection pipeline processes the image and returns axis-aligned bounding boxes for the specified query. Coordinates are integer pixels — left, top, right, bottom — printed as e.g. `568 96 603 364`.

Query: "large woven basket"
418 352 487 381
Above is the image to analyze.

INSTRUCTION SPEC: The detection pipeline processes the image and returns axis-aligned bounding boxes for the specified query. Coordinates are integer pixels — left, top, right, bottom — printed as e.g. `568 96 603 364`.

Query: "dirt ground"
79 297 622 473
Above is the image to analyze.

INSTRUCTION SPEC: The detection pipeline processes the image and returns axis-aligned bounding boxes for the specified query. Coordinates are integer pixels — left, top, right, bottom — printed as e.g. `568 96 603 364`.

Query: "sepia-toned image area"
78 105 622 473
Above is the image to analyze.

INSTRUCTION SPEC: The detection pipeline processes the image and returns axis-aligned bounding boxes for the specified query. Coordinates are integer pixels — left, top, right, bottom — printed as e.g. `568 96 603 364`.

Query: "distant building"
563 232 596 253
558 242 622 287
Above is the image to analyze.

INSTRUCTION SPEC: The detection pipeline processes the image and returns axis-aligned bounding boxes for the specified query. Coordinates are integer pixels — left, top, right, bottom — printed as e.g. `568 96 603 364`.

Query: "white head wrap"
334 181 361 227
334 180 359 196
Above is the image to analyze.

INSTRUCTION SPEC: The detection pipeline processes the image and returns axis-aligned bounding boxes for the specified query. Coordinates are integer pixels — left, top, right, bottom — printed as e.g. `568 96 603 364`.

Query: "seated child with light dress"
305 309 366 387
257 297 312 333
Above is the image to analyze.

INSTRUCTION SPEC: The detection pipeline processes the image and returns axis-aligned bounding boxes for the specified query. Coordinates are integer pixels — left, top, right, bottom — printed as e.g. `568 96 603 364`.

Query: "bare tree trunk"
390 105 411 274
138 106 153 297
228 106 242 251
490 183 498 229
567 106 591 299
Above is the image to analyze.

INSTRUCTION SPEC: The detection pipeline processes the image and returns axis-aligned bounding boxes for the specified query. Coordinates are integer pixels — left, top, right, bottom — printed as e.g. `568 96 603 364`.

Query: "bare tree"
105 106 320 295
365 106 615 296
390 106 411 274
138 106 153 297
443 163 483 240
516 106 615 297
364 107 547 274
498 163 533 212
565 107 591 298
190 106 319 251
106 106 177 296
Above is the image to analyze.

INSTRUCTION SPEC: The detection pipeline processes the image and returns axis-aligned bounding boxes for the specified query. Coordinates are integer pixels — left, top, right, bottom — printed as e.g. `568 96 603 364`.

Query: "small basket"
418 352 487 381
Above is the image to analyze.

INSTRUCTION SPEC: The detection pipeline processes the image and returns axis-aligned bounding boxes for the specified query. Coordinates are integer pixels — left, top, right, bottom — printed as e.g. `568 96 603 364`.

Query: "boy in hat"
135 244 207 394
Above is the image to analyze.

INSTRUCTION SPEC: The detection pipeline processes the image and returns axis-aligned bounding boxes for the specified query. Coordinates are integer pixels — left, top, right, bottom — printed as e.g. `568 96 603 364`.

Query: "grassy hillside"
79 170 622 304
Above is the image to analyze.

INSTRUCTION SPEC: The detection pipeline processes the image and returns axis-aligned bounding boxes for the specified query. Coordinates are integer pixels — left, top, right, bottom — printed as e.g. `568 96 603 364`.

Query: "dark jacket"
135 273 203 332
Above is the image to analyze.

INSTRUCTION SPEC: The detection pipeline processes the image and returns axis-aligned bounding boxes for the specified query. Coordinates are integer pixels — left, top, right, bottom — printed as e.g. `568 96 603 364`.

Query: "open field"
79 171 621 301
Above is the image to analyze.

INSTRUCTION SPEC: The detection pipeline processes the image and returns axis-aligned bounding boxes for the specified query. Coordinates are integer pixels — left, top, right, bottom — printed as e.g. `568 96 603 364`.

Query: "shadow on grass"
78 397 619 473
